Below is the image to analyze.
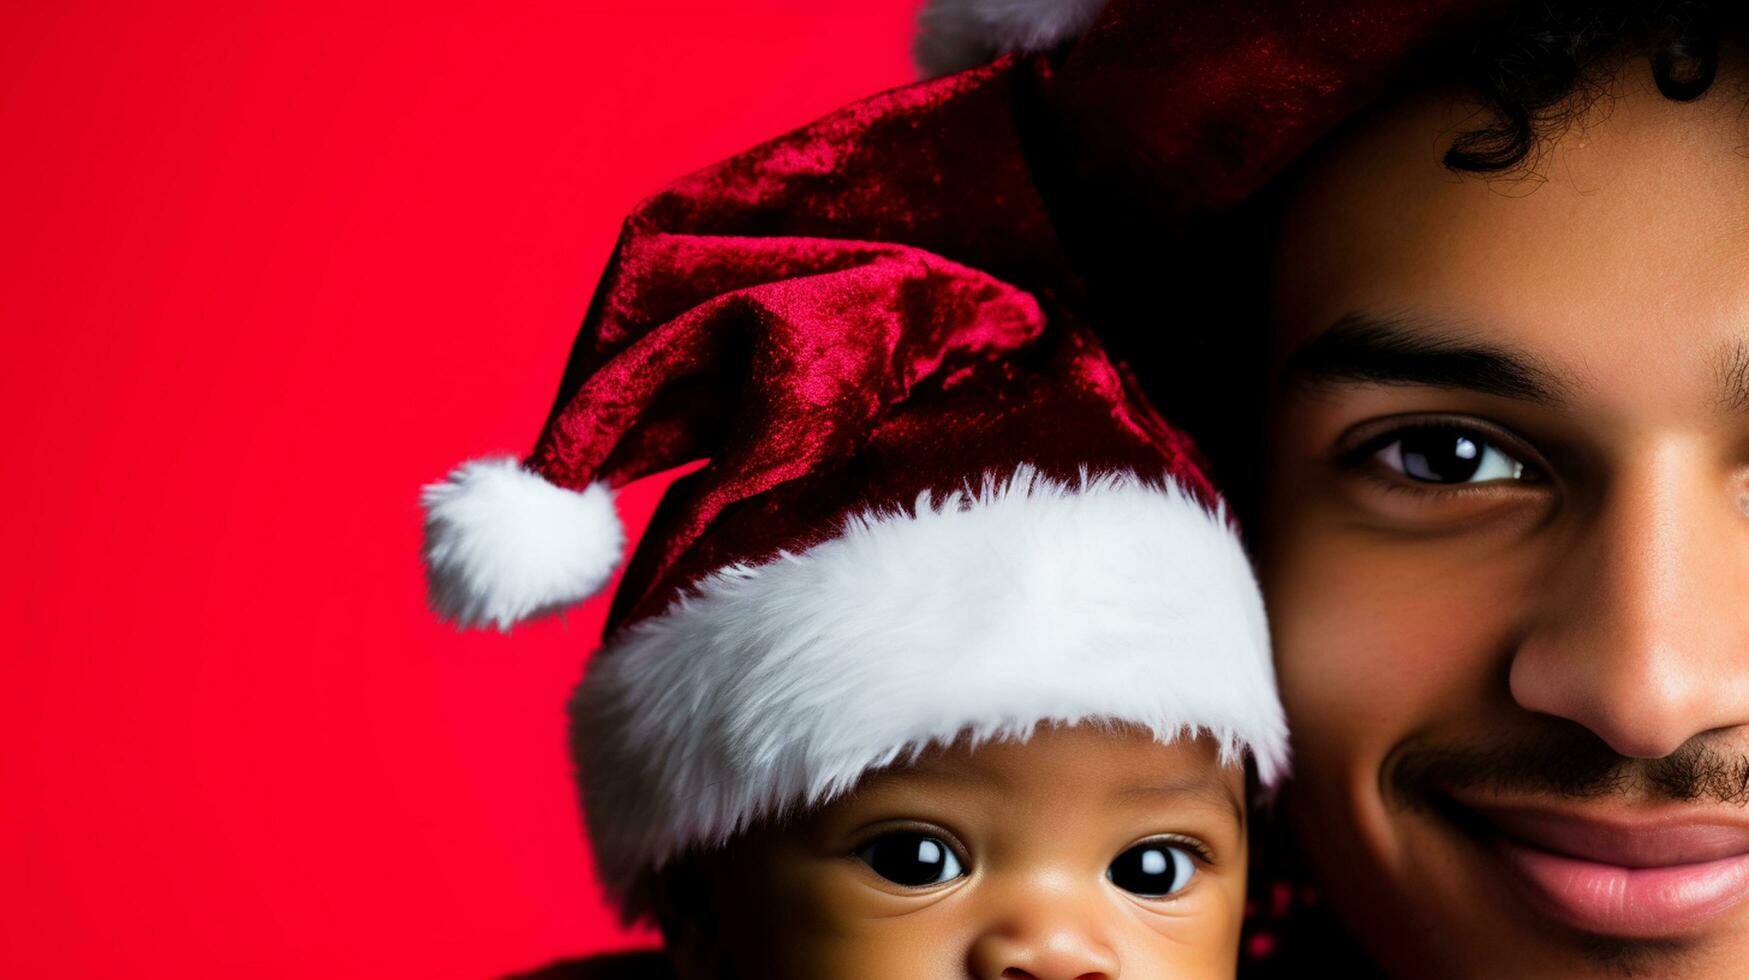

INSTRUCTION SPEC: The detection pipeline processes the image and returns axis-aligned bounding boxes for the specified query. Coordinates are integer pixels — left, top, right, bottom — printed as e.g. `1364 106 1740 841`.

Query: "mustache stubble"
1388 725 1749 809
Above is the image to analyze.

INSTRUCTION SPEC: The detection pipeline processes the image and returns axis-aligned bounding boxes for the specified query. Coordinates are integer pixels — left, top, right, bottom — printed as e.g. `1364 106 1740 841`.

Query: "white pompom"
914 0 1108 78
420 456 624 631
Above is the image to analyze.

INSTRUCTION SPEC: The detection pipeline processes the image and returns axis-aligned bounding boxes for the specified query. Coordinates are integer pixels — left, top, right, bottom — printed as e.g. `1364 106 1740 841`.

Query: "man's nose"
1509 446 1749 758
966 877 1120 980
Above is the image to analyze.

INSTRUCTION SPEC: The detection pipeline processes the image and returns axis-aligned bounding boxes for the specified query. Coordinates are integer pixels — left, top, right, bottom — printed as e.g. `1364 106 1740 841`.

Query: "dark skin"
656 725 1249 980
1263 55 1749 977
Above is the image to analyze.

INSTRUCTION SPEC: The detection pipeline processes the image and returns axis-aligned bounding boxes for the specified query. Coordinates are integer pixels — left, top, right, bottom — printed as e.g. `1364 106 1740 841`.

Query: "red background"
1 4 919 976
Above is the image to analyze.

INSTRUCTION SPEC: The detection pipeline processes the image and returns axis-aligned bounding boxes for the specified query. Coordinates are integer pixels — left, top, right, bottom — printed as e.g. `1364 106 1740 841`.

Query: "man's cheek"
1269 531 1522 748
1265 529 1528 924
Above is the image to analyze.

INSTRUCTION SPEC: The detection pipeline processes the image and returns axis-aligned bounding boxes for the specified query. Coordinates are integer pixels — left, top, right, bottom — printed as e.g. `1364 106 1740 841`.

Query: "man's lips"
1480 806 1749 868
1443 796 1749 938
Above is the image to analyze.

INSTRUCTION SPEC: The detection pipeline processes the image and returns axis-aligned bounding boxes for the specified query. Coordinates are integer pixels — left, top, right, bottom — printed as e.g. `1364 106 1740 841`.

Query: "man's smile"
1437 793 1749 939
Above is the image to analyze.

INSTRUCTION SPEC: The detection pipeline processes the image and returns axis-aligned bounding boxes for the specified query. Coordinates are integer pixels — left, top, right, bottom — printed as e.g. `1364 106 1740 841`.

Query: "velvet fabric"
530 215 1212 631
531 61 1081 632
527 59 1186 634
526 0 1504 634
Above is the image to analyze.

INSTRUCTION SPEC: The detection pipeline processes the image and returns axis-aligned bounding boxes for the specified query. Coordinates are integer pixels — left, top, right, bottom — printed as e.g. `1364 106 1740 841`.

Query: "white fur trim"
572 464 1285 911
914 0 1108 77
421 456 623 631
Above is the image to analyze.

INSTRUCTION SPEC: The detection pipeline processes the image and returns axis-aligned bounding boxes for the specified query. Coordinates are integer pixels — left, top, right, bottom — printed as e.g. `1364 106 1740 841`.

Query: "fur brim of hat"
570 464 1286 916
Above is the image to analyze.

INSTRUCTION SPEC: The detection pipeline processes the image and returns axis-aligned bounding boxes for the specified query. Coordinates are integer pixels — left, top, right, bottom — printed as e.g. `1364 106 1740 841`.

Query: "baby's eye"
1107 841 1194 898
1372 425 1532 484
855 831 965 887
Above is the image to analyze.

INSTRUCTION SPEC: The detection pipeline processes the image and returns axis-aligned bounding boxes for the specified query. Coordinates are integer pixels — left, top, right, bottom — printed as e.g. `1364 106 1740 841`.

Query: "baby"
422 273 1287 977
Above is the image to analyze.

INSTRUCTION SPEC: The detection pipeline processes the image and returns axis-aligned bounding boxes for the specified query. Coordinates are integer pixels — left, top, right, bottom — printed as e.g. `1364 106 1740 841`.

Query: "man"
1256 9 1749 977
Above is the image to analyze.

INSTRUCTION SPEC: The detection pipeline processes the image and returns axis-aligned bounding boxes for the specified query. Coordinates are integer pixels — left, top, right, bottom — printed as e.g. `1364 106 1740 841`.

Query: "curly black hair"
1445 0 1746 173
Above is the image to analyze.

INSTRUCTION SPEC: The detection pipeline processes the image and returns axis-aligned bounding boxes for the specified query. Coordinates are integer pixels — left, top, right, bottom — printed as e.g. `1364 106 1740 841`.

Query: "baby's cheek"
735 900 971 978
1119 871 1249 978
725 855 969 977
782 930 959 977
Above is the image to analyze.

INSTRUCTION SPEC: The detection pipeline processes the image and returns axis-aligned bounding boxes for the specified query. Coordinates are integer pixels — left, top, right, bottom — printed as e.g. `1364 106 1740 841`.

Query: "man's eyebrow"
1284 312 1568 403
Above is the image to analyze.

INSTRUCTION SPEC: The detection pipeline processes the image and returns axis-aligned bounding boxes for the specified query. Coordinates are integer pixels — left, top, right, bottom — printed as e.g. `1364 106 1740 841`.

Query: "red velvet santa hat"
419 0 1508 918
422 246 1285 909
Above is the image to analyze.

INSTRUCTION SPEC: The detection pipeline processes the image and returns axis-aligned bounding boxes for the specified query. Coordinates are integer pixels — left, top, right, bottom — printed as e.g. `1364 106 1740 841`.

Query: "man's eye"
855 831 965 887
1374 426 1529 484
1106 841 1195 898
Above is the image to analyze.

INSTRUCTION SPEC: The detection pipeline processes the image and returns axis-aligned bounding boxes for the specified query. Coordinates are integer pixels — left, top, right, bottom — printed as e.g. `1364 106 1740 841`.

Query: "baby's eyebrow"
1114 779 1245 828
887 756 1004 788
